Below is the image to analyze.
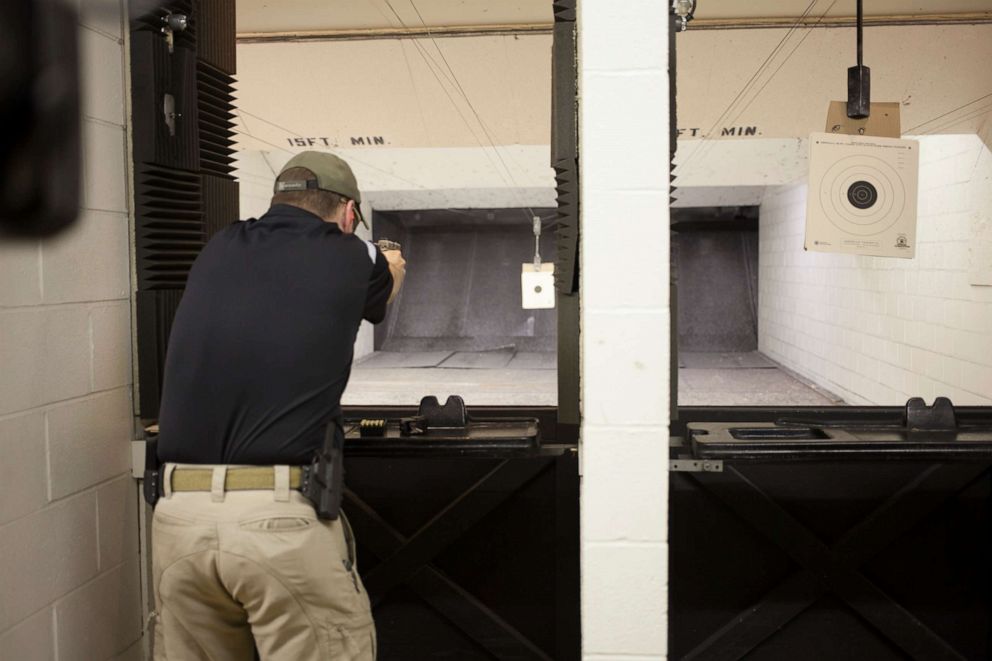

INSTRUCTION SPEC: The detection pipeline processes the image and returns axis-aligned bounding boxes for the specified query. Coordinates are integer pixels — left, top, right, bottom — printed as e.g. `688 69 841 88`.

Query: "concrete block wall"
759 134 992 405
0 2 143 659
578 1 671 658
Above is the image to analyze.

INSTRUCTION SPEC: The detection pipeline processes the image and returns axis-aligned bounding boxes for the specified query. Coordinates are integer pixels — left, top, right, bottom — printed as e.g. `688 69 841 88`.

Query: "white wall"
579 1 670 658
236 146 556 220
759 134 992 405
0 2 142 658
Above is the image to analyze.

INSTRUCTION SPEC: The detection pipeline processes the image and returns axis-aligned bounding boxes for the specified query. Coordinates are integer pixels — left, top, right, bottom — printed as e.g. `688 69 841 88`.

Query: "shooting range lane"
347 208 558 406
673 207 840 406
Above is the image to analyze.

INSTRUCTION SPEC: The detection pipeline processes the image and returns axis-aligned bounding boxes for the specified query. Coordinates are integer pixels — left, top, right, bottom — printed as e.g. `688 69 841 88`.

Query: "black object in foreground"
0 0 81 237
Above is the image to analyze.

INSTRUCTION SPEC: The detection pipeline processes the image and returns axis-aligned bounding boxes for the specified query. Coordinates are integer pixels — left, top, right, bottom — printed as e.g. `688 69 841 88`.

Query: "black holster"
143 437 162 508
301 419 345 520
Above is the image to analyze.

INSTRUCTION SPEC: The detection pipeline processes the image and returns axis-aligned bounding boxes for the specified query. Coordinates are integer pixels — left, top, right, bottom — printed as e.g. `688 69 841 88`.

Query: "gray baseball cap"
274 151 367 228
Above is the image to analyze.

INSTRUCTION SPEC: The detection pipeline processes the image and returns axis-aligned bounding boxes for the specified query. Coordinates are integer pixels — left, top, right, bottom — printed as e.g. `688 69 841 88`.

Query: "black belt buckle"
302 421 345 520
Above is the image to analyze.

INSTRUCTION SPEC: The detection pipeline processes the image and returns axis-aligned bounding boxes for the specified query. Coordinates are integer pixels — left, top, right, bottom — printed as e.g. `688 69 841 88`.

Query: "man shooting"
151 151 404 660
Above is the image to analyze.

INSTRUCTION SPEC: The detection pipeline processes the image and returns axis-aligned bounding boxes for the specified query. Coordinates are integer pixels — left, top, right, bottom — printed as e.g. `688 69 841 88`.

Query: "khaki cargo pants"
151 464 376 660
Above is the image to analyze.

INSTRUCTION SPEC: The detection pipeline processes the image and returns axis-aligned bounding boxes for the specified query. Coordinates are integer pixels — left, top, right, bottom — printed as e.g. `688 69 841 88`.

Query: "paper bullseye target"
818 154 905 236
805 132 919 259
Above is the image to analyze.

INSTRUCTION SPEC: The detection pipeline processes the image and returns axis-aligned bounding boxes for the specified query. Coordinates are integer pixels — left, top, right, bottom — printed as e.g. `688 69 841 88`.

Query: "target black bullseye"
816 153 905 236
847 180 877 209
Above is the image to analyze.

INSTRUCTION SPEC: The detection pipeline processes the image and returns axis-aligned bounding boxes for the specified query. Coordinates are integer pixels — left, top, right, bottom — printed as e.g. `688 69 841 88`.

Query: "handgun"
376 239 402 252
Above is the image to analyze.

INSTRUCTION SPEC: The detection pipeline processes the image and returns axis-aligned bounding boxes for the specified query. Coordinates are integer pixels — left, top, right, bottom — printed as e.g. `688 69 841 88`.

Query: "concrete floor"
678 352 843 406
344 350 842 407
343 364 558 406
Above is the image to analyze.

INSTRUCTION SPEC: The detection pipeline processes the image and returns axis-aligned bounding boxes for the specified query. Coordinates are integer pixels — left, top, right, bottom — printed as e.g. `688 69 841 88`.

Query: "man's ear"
343 200 356 234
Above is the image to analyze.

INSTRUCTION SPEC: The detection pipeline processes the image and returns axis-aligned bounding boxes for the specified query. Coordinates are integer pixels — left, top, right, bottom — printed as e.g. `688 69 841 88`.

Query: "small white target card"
521 263 555 309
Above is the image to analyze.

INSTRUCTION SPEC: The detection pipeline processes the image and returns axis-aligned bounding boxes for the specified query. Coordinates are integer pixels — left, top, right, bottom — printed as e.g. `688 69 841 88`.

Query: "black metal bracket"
847 0 870 118
417 395 468 428
904 396 957 432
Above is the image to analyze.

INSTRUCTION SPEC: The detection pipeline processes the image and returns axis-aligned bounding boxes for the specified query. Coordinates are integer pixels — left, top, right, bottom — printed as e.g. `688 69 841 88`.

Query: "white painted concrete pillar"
578 1 671 659
353 200 375 362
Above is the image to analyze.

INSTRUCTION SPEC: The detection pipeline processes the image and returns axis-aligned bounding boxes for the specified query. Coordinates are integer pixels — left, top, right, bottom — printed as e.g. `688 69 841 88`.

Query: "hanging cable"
903 91 992 134
532 216 542 270
375 0 517 185
387 0 537 221
919 104 992 135
236 7 546 228
679 0 820 171
721 0 838 133
683 0 827 169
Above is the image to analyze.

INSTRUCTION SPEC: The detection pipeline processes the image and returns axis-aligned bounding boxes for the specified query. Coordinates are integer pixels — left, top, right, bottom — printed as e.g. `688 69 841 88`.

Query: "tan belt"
171 466 305 492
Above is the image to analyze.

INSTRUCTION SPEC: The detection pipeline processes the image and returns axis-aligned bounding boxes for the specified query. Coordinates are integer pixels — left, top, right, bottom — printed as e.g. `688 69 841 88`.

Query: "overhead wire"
723 0 838 132
373 0 491 151
405 0 533 185
383 0 537 221
678 0 820 171
375 0 529 207
904 92 992 134
233 1 548 226
919 104 992 135
704 0 838 152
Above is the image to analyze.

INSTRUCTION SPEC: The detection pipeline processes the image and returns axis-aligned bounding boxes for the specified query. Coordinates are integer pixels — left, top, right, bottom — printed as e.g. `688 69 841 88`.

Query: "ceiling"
236 0 992 34
236 0 551 35
692 0 992 20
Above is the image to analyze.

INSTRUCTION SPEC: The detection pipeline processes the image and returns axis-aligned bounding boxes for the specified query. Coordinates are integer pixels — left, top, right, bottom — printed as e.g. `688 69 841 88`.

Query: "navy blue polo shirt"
156 204 392 464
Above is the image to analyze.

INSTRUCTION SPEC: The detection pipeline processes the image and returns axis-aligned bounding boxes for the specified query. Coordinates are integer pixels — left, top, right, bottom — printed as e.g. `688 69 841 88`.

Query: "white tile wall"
81 121 129 214
91 301 133 392
0 607 56 661
0 240 42 307
55 561 143 661
759 134 992 404
579 1 671 658
96 477 140 572
582 191 669 310
48 389 134 500
582 312 670 426
80 25 125 125
0 1 141 654
0 492 99 631
582 544 668 656
41 211 130 304
0 413 48 526
581 428 668 542
77 0 124 39
0 307 92 416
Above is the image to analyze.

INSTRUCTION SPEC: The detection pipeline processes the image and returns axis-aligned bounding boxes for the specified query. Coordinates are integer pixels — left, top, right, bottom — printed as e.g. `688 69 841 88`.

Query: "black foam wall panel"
129 0 236 419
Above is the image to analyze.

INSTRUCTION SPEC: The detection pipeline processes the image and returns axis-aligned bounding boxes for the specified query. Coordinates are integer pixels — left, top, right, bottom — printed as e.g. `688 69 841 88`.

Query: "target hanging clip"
522 215 555 309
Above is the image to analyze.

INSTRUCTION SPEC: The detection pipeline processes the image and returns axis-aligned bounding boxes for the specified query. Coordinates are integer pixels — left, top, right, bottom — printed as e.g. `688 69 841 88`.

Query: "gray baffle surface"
675 225 759 353
373 208 558 356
